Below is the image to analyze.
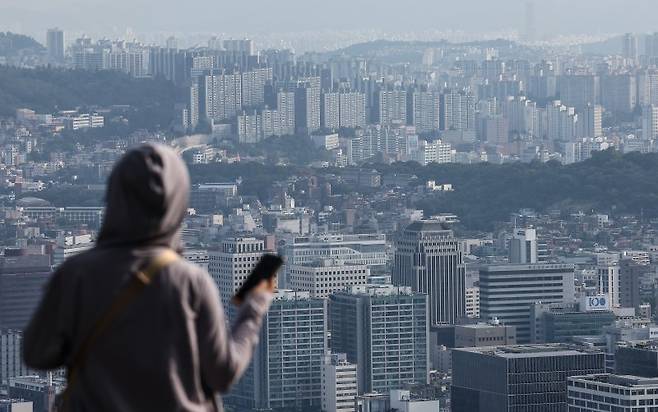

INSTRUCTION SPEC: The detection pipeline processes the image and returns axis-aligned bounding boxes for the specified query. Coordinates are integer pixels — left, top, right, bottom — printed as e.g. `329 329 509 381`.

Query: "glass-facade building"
228 290 327 412
452 344 605 412
329 285 429 394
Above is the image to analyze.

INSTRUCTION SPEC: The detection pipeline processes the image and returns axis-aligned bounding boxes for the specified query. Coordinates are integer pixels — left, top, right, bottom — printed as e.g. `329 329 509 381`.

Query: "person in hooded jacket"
23 143 274 411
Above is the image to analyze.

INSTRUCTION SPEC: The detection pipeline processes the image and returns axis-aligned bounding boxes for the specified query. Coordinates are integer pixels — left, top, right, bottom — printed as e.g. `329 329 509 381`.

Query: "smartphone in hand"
232 254 283 305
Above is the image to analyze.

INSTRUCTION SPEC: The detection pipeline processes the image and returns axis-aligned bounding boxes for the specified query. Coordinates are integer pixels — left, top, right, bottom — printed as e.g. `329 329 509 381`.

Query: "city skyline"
4 0 658 50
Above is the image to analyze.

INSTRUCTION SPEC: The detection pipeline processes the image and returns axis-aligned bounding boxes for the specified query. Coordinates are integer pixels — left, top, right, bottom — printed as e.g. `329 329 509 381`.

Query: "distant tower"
165 36 178 50
622 33 639 63
524 2 536 43
46 28 64 63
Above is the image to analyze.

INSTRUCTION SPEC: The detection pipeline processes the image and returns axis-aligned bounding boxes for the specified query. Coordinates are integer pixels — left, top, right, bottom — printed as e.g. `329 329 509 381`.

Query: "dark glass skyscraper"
452 344 605 412
393 220 465 325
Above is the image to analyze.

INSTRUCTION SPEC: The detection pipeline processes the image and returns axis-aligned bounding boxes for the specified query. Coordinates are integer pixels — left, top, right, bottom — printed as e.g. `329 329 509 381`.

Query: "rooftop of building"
455 344 602 358
570 374 658 387
456 322 511 330
481 262 575 271
404 219 452 233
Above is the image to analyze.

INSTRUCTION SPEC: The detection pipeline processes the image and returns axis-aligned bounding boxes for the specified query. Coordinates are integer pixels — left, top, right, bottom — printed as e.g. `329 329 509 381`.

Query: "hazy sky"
2 0 658 42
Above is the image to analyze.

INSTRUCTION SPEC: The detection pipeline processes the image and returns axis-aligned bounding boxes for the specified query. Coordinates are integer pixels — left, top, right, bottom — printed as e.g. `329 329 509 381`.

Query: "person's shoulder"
167 258 214 287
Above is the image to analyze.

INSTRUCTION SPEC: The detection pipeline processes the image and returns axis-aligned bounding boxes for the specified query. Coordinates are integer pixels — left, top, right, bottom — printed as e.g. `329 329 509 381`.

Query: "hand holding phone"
232 254 282 306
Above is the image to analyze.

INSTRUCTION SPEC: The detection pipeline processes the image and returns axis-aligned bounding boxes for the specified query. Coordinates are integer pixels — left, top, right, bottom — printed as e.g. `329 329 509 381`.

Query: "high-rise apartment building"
339 92 367 129
375 89 407 125
46 28 64 63
479 264 576 343
276 90 296 135
622 33 639 63
642 105 658 140
329 285 429 394
202 71 242 122
410 90 441 134
394 220 465 325
558 75 600 111
321 92 340 130
440 89 475 131
579 104 603 138
295 77 322 134
452 344 605 412
601 74 636 115
321 353 358 412
241 68 272 108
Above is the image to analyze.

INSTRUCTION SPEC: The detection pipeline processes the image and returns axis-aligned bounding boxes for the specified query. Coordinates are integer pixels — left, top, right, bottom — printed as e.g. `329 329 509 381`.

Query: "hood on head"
97 143 190 249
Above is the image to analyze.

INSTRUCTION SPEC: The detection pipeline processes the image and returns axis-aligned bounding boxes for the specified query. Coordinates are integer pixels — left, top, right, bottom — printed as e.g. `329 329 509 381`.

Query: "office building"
283 233 387 286
597 265 620 308
321 353 357 412
454 323 517 348
355 393 389 412
465 286 480 318
509 227 538 264
0 254 52 331
394 220 466 325
46 28 64 63
287 260 369 298
616 344 658 378
52 234 94 267
208 236 265 308
389 390 442 412
452 344 605 412
568 374 658 411
530 300 616 344
479 263 575 343
0 398 33 412
229 290 327 411
619 259 649 311
1 330 33 386
329 285 429 394
8 376 65 412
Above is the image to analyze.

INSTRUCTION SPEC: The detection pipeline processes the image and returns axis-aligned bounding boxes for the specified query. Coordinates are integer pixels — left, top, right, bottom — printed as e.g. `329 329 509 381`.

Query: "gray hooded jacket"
23 143 271 411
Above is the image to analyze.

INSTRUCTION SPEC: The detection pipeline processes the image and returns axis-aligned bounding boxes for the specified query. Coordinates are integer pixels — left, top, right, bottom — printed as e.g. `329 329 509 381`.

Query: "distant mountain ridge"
0 32 44 56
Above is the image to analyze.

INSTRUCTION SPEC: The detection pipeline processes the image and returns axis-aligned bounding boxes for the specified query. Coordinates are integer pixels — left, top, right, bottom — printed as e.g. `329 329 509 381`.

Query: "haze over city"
4 0 658 45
